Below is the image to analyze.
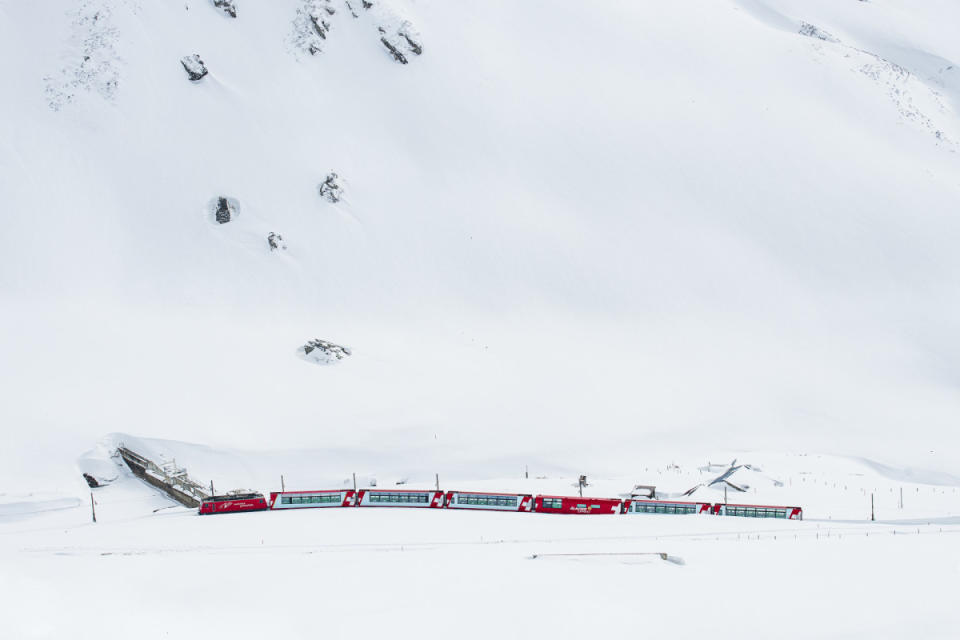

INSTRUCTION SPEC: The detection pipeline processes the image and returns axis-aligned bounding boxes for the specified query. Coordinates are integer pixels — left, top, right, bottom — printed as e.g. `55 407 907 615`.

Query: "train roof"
628 498 707 504
272 489 347 495
360 488 440 493
537 495 621 501
723 503 802 509
202 493 264 502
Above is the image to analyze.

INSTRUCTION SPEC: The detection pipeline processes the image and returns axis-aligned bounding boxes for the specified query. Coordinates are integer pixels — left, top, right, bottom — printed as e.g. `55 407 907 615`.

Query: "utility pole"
281 475 285 492
90 492 96 523
899 487 903 510
525 465 528 480
210 480 215 497
724 485 728 505
435 473 440 491
871 493 875 521
352 472 357 492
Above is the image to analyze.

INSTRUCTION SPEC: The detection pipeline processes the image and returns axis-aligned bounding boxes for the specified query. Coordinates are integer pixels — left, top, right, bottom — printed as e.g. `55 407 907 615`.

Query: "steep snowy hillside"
2 0 960 495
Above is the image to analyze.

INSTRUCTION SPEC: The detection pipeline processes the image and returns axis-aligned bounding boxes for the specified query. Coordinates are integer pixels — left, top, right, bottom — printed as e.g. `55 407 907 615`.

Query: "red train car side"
533 495 621 514
199 492 268 515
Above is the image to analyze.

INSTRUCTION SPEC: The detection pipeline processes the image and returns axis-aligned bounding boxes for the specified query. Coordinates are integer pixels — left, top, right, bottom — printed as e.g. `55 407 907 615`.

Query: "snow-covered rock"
798 22 839 44
212 0 237 19
180 54 208 81
317 172 343 203
267 232 286 251
290 1 335 56
298 338 352 364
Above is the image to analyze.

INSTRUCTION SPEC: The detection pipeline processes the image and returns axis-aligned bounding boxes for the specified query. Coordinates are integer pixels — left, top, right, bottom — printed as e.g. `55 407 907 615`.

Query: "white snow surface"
3 441 960 639
2 0 960 636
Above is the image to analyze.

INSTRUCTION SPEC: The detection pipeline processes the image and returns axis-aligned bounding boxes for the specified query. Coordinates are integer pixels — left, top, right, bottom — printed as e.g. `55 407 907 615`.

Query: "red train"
534 495 621 514
199 489 802 521
198 492 269 515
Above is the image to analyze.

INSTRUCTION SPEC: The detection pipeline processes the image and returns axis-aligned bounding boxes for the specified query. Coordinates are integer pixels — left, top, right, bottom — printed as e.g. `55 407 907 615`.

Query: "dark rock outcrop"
215 196 235 224
212 0 237 18
180 54 208 81
380 36 408 64
318 172 343 202
267 232 286 251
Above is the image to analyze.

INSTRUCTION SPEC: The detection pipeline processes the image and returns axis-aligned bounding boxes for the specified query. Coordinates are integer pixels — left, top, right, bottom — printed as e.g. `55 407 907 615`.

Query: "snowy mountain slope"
1 0 960 497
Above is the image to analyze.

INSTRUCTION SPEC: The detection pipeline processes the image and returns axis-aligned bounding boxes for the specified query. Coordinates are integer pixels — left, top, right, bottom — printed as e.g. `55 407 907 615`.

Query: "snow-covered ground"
3 444 960 639
2 0 960 636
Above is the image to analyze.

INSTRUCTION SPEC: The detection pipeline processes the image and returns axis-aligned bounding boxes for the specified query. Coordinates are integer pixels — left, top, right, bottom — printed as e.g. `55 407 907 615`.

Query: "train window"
542 498 562 509
281 497 291 505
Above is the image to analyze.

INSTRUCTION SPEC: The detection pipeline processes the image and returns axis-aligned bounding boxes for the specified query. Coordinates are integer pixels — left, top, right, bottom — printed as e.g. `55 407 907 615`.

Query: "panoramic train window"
458 494 518 507
370 492 429 504
541 498 563 509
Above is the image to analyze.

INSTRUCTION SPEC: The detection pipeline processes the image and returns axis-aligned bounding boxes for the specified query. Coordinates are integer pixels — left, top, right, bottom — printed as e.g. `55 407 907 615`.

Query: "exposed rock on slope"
380 20 422 63
212 0 238 18
290 1 335 56
288 0 422 63
298 339 352 365
267 232 286 251
213 197 237 224
318 172 343 203
180 54 208 81
798 22 839 44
